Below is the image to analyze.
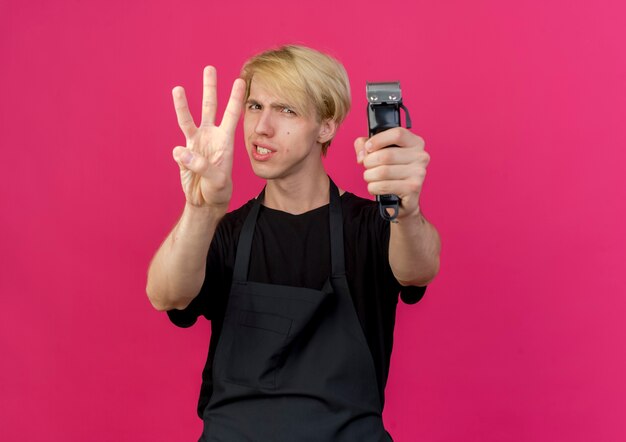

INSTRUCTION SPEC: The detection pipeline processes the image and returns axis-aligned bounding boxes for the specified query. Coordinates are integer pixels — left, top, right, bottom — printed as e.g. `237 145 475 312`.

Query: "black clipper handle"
366 82 412 222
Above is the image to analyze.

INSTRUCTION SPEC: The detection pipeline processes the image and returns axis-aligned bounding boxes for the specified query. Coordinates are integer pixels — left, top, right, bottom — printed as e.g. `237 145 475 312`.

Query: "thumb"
354 137 368 164
172 146 212 176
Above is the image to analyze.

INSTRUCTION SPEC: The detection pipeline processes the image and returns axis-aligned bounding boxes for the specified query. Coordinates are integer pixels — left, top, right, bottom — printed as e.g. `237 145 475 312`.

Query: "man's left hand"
355 128 430 220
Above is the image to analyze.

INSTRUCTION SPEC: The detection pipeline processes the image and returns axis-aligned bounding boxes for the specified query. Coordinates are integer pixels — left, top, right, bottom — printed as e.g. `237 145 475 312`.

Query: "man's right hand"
172 66 246 211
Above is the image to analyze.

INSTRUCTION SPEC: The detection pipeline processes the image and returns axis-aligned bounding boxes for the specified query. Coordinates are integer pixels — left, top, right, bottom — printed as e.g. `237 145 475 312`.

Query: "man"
146 45 440 441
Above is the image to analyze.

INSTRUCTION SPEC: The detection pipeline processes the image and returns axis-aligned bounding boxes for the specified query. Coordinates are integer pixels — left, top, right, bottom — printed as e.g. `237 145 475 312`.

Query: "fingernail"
182 151 193 165
357 150 364 163
365 141 373 151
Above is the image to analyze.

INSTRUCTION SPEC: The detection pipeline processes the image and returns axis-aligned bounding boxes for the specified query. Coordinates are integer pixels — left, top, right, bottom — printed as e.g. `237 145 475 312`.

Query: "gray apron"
200 179 392 441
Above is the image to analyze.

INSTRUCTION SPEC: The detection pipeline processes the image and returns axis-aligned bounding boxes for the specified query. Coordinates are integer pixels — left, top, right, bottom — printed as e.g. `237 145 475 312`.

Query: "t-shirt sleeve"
399 285 427 304
166 218 232 328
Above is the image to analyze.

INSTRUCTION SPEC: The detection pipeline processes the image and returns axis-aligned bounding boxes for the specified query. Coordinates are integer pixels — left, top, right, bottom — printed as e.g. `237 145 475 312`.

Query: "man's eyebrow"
270 102 295 110
246 98 297 110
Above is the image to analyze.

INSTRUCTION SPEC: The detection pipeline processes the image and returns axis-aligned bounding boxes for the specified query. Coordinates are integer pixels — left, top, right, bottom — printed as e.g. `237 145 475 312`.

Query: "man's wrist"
396 204 422 223
183 201 227 223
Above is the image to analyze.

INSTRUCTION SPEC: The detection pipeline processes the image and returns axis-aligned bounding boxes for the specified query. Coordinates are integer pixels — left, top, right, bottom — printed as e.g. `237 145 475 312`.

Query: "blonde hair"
240 45 351 155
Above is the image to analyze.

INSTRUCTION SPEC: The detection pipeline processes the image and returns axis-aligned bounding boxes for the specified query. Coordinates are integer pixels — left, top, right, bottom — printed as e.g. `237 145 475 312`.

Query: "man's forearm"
146 203 225 311
389 210 441 286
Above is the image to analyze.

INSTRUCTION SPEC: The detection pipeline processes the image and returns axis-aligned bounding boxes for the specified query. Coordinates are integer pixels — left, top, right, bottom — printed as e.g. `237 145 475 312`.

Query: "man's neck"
263 171 334 215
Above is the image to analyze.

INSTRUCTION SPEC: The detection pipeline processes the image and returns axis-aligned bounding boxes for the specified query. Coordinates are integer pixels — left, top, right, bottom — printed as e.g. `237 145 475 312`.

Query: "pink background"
1 0 625 440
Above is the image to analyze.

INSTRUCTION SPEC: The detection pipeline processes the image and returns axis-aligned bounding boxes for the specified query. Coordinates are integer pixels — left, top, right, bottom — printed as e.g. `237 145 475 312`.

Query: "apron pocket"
223 310 292 389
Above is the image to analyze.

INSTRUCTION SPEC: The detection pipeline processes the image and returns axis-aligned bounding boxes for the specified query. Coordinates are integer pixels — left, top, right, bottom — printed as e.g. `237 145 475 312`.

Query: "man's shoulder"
223 198 256 223
213 198 256 241
341 191 375 210
340 191 380 223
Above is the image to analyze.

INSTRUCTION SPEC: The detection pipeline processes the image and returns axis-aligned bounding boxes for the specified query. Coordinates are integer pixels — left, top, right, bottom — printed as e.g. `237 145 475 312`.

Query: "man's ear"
318 119 338 144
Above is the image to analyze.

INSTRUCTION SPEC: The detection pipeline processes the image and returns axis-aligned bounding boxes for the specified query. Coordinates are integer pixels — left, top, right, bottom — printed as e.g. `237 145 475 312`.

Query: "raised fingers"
201 66 218 127
172 86 197 138
219 78 247 137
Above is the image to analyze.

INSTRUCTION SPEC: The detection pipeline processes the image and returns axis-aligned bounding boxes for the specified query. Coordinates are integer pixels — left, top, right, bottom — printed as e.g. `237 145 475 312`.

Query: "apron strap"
232 178 345 283
328 179 346 276
232 188 264 283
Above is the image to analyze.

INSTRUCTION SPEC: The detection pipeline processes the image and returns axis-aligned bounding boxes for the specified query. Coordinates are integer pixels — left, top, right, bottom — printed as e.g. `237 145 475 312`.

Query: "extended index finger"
172 86 197 139
200 66 218 126
219 78 247 136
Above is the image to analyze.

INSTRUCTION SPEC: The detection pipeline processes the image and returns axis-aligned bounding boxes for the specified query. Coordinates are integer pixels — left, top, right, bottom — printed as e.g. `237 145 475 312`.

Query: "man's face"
243 77 330 181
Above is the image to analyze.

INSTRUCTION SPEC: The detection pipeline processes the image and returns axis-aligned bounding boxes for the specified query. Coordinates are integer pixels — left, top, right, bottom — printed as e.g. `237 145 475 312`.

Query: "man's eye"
248 103 261 110
281 107 296 114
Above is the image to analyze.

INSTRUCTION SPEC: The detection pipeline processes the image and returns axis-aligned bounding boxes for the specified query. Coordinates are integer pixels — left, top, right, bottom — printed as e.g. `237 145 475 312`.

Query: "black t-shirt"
168 191 426 417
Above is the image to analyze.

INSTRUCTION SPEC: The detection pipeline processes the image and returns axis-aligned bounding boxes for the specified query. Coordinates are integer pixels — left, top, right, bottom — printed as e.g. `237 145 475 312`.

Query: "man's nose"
254 110 274 137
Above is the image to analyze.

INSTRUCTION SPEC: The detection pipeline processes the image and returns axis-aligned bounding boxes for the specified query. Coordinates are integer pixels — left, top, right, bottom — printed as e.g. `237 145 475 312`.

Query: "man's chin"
248 157 305 181
250 164 279 181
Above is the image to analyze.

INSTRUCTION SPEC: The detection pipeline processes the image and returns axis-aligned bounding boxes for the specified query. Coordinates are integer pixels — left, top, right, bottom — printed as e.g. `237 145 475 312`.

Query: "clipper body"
366 82 412 222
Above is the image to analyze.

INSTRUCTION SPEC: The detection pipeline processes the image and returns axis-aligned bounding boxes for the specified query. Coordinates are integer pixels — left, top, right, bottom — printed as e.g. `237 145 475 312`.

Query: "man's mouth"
251 143 276 161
